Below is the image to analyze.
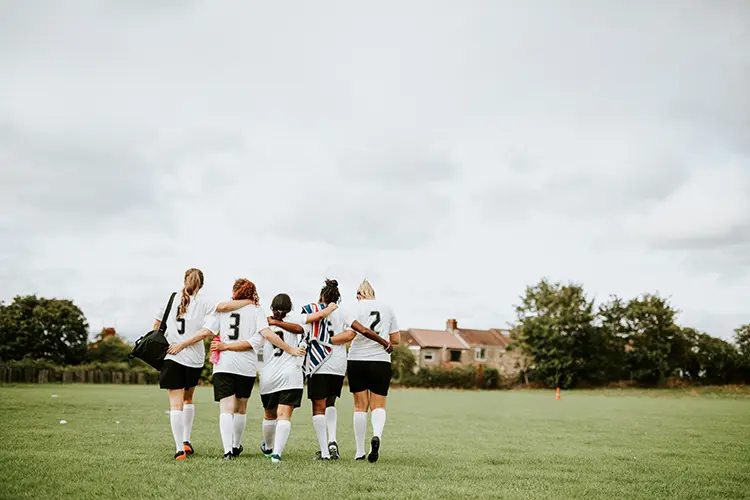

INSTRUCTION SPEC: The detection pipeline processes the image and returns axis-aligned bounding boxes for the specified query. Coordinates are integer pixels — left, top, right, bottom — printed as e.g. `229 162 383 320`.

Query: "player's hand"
267 317 278 326
211 340 227 352
167 343 185 355
288 347 306 357
325 303 338 311
384 341 393 353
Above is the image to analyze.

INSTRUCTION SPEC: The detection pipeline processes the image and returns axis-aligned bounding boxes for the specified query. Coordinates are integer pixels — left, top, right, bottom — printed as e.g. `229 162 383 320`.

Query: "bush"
398 365 505 390
0 359 160 384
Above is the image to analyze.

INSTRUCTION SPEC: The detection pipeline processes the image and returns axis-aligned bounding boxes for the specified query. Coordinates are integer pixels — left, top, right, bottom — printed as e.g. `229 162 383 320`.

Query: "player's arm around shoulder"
259 327 305 357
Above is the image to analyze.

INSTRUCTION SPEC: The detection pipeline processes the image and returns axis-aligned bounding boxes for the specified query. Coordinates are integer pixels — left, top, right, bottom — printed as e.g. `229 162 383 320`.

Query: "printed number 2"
369 311 381 332
273 331 284 357
177 318 186 335
228 313 240 340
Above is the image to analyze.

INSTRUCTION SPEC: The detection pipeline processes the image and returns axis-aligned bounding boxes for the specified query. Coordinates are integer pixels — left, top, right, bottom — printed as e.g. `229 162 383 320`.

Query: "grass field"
1 386 749 500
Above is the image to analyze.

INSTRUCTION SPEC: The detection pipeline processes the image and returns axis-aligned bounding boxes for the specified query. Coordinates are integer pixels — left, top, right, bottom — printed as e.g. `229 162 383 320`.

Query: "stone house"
400 319 521 375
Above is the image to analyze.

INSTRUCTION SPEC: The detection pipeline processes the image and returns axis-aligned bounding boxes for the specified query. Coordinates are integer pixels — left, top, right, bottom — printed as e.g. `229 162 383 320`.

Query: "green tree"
0 295 89 365
732 324 750 383
621 294 681 384
86 328 132 364
391 344 417 381
692 333 739 384
513 279 598 388
595 295 630 382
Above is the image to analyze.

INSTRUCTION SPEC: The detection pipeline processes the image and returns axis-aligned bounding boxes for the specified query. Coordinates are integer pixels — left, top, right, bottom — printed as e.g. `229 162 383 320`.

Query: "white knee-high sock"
182 404 195 442
273 420 291 457
371 408 386 439
219 413 233 455
170 411 184 452
353 412 367 458
263 419 277 449
232 414 247 448
325 406 337 443
312 415 330 458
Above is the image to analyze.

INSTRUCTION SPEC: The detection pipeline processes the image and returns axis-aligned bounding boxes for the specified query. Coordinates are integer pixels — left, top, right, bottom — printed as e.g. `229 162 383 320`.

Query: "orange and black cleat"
183 441 195 455
174 450 187 461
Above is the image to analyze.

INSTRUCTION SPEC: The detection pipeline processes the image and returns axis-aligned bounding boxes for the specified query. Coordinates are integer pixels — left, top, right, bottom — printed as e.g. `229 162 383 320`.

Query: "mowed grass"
0 386 749 500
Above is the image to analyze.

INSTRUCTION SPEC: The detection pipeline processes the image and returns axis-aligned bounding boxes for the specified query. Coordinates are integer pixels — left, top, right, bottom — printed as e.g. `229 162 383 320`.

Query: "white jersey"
156 291 215 369
346 299 399 363
203 304 267 377
260 311 307 394
315 308 347 376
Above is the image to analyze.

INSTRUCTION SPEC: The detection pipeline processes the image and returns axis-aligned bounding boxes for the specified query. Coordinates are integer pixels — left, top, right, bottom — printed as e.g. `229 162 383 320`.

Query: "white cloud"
1 0 749 340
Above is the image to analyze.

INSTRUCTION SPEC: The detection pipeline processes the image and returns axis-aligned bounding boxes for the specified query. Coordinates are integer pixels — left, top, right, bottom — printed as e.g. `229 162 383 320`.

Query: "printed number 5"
369 311 381 332
228 313 240 340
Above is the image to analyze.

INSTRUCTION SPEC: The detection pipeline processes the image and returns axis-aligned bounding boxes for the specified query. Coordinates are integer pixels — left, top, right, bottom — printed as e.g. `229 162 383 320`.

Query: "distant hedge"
397 365 512 390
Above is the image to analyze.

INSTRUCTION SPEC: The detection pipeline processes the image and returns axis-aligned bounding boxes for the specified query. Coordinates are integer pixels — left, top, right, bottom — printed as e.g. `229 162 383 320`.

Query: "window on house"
450 350 462 362
474 348 487 361
424 352 434 361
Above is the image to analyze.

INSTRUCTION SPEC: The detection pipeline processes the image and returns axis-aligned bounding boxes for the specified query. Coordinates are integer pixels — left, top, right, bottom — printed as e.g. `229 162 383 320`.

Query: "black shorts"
347 360 392 396
212 372 255 401
261 389 304 409
159 360 203 390
307 374 345 401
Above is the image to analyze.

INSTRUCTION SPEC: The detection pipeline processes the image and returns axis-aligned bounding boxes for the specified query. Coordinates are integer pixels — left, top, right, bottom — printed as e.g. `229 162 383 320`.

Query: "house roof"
457 328 512 347
405 329 469 350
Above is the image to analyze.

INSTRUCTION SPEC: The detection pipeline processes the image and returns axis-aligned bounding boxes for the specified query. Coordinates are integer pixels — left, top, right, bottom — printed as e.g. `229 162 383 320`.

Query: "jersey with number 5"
346 300 399 363
203 304 267 377
157 291 215 369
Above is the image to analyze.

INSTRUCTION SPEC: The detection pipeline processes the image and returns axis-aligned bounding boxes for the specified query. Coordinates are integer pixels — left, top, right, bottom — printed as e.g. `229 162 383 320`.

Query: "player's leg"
325 394 339 459
232 397 248 457
271 404 294 462
352 390 369 460
168 388 187 459
311 397 330 459
219 395 236 460
182 386 196 455
366 362 391 463
262 406 277 457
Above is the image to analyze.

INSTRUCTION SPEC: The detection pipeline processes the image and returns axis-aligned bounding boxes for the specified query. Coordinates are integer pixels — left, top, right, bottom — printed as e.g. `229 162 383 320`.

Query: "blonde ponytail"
177 268 204 318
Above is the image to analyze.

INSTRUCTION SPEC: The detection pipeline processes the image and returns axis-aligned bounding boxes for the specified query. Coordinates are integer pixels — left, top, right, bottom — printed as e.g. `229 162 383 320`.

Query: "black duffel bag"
129 292 176 370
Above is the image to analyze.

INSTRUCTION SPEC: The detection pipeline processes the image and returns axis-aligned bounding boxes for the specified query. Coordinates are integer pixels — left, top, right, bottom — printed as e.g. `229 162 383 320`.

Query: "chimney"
446 319 458 332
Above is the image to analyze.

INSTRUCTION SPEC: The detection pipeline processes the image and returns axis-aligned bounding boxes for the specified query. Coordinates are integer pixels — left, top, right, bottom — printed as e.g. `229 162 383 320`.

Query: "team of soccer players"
155 269 399 464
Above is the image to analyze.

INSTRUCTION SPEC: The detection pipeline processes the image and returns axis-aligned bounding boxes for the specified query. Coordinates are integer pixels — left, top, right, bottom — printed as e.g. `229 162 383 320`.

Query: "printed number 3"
273 331 284 357
177 318 186 335
369 311 381 331
228 313 240 340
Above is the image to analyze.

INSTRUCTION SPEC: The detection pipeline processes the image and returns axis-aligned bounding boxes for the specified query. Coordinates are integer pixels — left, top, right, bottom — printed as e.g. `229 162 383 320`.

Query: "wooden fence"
0 367 159 385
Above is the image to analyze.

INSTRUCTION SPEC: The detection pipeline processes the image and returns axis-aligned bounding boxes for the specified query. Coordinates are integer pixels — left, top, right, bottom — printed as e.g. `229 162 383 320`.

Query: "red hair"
232 279 259 303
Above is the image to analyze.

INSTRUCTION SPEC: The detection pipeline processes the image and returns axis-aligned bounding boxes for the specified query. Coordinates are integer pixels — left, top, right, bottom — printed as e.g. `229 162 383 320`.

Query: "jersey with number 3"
203 304 267 377
346 300 399 363
157 291 215 369
259 311 307 395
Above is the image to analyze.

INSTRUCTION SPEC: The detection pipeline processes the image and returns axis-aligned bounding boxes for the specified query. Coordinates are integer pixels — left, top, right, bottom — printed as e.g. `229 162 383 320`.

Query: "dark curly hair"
319 278 341 305
271 293 293 320
232 278 259 303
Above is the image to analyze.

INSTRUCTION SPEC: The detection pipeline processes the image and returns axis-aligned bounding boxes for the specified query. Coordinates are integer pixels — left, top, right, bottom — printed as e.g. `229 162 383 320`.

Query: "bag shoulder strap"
159 292 177 333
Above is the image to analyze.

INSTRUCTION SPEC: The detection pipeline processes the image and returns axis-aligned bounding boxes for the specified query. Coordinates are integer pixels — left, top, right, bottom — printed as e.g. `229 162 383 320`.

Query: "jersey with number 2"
346 300 399 363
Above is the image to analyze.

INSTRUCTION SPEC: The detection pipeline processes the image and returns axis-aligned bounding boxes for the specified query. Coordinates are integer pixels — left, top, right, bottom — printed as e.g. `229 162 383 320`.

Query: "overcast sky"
1 0 748 340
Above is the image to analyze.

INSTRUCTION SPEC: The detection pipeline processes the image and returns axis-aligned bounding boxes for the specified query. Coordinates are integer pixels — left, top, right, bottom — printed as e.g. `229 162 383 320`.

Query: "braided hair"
319 278 341 305
177 268 204 319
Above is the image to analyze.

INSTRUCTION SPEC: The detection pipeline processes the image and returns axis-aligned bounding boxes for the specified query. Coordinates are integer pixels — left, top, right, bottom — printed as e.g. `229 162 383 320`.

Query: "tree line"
511 279 750 388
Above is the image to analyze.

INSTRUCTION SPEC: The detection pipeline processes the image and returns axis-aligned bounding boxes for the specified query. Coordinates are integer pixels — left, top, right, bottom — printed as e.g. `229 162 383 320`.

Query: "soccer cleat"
232 445 244 458
367 436 380 463
313 451 330 461
183 441 194 455
355 455 366 461
328 441 340 460
260 441 273 458
223 452 234 461
271 454 282 463
174 450 187 461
